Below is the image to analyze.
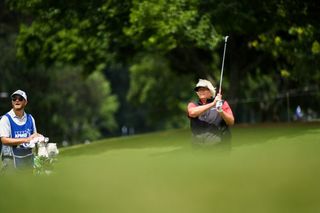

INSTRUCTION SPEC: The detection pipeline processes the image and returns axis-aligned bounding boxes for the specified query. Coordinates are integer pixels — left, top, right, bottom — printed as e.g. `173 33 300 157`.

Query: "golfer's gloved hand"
216 100 223 112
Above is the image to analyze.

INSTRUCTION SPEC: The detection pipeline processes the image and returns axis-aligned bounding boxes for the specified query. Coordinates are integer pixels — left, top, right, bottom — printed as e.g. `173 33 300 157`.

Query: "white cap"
11 90 27 101
194 79 216 97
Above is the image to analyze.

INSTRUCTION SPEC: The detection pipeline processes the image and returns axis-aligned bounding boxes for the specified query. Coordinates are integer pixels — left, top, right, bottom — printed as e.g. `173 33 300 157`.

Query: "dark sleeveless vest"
190 99 231 141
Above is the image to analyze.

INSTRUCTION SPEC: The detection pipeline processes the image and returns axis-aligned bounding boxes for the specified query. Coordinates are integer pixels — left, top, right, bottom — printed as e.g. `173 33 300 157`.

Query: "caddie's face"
196 87 212 99
11 95 27 110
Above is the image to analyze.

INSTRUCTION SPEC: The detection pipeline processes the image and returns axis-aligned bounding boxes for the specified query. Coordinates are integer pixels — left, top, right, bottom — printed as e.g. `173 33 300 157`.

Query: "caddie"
0 90 41 172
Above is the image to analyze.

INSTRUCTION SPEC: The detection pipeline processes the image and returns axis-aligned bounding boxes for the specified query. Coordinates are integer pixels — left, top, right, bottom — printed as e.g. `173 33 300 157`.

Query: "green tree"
7 0 221 130
44 66 119 144
6 0 320 128
1 2 119 144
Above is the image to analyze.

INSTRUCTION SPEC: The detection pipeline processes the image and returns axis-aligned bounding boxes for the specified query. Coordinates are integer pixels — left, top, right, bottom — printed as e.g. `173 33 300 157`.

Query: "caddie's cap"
194 79 216 97
11 90 27 101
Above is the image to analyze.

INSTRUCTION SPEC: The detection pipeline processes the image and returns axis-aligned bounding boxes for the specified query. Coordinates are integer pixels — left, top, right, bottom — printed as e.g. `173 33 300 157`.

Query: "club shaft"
219 36 228 94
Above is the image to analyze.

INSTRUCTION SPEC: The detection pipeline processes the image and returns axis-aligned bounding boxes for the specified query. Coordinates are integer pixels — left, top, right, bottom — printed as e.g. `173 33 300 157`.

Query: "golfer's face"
196 87 211 99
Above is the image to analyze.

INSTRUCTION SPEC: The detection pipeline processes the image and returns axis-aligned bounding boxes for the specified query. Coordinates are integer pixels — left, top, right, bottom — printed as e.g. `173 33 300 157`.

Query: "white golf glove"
216 100 223 112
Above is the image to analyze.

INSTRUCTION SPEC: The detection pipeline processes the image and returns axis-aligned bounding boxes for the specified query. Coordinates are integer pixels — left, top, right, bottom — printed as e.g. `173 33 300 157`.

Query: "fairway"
1 122 320 213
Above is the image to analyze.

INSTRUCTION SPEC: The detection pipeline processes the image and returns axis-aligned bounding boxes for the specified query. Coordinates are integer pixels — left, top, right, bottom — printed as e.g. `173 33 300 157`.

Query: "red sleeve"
187 102 197 117
222 101 234 116
188 102 197 109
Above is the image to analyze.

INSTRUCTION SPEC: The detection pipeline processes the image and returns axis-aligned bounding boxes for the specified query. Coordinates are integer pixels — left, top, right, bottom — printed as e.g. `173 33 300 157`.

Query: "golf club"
219 36 229 94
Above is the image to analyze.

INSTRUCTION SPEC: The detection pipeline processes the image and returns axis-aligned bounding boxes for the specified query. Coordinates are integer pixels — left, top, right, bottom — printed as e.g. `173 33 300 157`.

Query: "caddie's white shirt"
0 109 37 138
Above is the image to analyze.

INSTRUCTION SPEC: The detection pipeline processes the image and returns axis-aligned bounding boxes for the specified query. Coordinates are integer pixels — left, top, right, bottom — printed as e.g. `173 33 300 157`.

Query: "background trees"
1 0 319 144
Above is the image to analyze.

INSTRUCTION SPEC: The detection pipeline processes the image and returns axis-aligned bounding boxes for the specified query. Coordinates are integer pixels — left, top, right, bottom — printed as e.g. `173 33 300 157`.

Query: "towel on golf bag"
20 136 49 149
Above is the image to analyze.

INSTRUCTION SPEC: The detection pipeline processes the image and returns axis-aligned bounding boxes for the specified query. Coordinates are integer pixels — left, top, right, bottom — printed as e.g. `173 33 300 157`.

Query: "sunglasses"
12 96 24 102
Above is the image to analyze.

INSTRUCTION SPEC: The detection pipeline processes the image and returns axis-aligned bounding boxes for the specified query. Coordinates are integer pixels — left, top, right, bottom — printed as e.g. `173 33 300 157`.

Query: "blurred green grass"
1 122 320 213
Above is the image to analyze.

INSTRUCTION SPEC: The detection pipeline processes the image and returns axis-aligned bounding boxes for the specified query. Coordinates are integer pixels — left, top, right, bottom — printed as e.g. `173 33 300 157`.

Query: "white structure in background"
0 92 8 98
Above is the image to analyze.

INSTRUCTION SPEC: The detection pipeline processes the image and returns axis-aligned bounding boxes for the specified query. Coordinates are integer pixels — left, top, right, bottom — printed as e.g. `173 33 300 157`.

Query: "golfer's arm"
219 111 234 126
188 102 215 118
1 137 29 145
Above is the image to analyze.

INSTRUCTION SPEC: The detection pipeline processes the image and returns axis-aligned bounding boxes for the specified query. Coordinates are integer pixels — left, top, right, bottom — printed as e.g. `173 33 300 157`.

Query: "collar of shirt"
8 109 26 120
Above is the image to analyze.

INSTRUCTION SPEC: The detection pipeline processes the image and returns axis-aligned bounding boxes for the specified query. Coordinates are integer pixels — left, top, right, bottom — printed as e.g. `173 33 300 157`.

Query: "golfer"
0 90 41 172
187 79 234 146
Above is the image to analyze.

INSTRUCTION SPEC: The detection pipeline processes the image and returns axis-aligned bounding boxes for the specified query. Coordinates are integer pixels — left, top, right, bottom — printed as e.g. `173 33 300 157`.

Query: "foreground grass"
1 122 320 213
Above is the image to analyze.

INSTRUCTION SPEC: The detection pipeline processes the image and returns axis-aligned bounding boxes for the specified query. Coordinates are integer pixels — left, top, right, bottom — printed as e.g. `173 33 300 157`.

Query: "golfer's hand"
214 93 222 104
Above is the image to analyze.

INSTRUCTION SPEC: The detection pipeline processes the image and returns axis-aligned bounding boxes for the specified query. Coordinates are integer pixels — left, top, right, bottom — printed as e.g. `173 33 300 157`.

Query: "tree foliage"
246 0 320 82
43 66 119 144
3 0 320 135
